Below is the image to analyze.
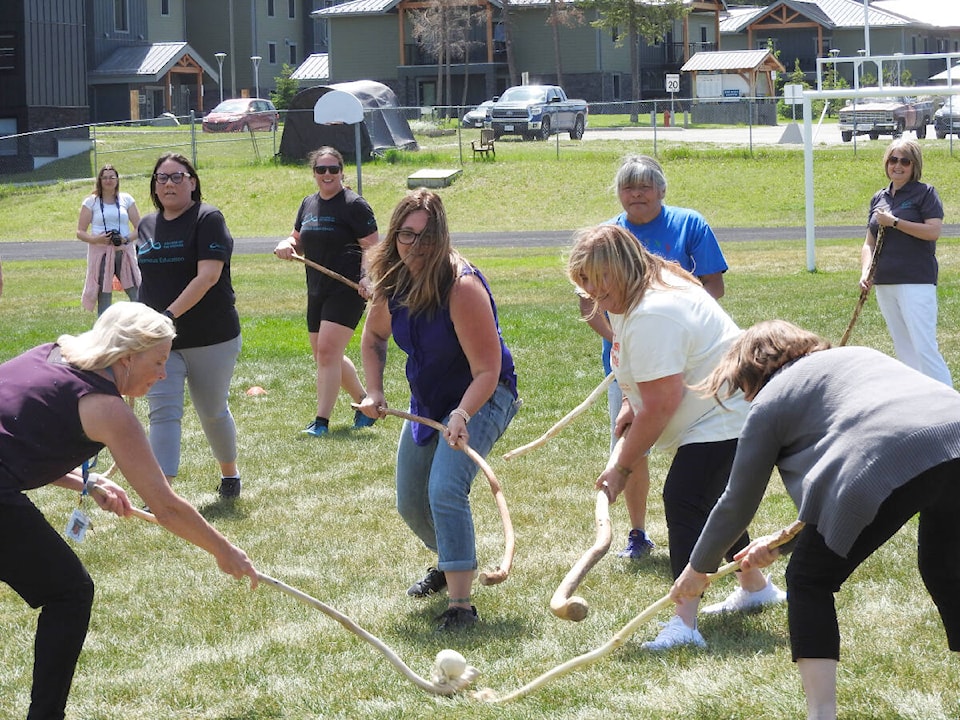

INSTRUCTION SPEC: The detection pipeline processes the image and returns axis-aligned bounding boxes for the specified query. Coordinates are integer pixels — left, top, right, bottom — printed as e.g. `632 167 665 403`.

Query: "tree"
409 0 476 114
501 0 519 87
547 0 583 88
270 64 299 110
578 0 688 121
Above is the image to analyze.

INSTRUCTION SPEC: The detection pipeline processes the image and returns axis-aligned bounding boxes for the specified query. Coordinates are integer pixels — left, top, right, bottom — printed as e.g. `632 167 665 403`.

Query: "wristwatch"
893 218 899 228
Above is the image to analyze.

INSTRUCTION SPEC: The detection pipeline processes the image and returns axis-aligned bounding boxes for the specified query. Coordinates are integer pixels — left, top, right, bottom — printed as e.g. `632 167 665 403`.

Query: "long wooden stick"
474 520 805 704
290 252 361 292
87 488 477 695
549 489 611 621
503 372 614 461
840 226 885 347
364 405 514 586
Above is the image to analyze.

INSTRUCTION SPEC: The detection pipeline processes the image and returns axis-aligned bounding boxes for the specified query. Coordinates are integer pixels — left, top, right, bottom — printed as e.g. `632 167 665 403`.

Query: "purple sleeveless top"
389 265 517 445
0 343 120 503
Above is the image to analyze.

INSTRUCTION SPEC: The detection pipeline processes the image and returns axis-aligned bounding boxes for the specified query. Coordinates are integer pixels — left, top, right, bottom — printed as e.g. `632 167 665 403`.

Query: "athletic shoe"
436 605 478 631
353 410 376 429
217 476 242 499
302 420 328 437
700 574 787 614
407 567 447 597
640 616 707 651
617 528 655 560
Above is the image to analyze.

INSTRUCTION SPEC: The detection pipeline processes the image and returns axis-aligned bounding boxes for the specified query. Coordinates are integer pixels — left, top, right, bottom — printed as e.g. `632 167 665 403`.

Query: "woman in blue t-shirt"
357 189 520 631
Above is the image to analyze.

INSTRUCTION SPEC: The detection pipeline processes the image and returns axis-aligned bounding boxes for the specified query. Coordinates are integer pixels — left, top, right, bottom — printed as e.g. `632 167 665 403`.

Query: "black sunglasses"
314 165 342 175
887 155 912 167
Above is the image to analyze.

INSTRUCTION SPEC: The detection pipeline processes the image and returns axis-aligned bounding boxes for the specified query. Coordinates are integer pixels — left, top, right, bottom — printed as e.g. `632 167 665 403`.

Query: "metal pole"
215 53 226 103
251 56 262 98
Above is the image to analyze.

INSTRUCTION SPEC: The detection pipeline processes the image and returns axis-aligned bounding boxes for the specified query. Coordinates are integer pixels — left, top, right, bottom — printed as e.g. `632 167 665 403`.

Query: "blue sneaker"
302 420 328 437
617 528 655 560
353 409 376 429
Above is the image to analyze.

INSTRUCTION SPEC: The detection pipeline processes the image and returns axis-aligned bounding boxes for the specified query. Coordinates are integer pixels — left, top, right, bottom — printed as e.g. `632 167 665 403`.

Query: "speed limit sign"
665 74 680 93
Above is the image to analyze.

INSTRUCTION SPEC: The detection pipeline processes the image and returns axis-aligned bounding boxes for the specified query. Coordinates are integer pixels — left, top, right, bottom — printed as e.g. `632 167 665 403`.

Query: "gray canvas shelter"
279 80 418 162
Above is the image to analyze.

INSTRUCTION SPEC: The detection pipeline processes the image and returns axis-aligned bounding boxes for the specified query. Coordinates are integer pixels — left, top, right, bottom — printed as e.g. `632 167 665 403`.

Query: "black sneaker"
406 567 446 597
218 476 242 499
436 605 478 631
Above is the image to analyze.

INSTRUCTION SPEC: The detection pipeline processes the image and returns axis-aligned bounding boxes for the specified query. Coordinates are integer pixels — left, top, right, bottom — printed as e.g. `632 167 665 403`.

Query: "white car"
462 101 494 128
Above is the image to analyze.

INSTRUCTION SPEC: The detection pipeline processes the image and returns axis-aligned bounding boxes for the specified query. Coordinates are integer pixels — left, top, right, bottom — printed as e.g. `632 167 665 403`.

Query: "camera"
108 230 123 246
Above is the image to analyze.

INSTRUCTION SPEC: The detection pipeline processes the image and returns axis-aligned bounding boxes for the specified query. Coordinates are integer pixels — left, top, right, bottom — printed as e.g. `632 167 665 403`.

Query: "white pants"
875 283 953 387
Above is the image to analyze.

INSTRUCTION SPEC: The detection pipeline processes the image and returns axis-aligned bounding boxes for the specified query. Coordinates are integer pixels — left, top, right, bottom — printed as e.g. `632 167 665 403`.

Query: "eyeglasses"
313 165 342 175
397 229 434 246
887 155 912 167
154 171 191 184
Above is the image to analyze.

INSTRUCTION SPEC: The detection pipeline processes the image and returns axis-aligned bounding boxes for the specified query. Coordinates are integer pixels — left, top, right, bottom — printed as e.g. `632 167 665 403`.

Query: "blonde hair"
58 302 175 370
696 319 831 402
368 188 467 316
566 224 699 321
883 138 923 182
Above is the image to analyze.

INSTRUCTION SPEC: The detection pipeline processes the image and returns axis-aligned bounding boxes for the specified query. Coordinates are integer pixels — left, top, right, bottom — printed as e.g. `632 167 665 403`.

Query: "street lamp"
251 55 262 98
214 52 226 103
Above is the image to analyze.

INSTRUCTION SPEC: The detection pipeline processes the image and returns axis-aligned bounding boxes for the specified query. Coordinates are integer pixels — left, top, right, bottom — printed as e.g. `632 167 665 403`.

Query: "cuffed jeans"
395 384 520 573
0 499 94 720
147 335 241 478
786 457 960 661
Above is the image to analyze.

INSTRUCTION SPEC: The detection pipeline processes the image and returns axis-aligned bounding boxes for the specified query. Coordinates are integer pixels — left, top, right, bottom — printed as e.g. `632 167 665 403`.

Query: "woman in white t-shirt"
77 164 141 315
567 223 786 651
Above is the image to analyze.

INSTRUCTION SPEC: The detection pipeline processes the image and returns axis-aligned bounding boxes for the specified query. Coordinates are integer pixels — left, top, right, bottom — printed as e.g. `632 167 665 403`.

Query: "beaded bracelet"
450 407 471 424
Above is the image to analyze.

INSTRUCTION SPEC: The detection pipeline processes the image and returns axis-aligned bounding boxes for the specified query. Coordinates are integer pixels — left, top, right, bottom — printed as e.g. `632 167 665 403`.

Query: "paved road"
0 226 886 262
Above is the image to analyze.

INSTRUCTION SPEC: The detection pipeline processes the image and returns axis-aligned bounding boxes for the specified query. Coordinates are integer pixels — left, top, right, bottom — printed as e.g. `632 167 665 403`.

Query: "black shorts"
306 290 366 332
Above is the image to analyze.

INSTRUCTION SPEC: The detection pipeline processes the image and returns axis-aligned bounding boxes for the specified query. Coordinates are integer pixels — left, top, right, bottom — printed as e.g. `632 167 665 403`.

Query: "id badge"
65 508 91 543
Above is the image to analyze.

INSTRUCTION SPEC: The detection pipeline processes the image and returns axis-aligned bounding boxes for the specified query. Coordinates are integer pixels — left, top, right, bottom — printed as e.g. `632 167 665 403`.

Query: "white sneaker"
700 574 787 615
640 615 707 651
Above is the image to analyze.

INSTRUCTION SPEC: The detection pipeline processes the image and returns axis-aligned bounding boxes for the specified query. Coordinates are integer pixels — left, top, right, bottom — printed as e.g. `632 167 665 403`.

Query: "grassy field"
2 132 960 718
3 126 960 243
1 235 959 719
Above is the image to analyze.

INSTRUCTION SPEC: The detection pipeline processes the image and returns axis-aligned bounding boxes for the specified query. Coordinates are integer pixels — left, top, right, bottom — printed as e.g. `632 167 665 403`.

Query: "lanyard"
99 195 121 234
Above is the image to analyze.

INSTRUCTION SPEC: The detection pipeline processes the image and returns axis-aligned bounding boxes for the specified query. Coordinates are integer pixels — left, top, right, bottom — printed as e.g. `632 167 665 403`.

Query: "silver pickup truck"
487 85 588 141
838 96 933 142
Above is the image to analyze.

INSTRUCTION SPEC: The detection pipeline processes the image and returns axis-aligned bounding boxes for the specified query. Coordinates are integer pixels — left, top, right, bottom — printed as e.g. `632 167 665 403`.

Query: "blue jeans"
395 384 520 573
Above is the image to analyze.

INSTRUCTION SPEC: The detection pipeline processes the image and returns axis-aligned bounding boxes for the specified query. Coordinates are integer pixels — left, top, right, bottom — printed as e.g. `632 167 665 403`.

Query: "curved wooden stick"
88 487 479 695
290 252 361 292
840 225 884 347
361 404 514 586
550 489 611 621
503 372 614 461
474 520 805 704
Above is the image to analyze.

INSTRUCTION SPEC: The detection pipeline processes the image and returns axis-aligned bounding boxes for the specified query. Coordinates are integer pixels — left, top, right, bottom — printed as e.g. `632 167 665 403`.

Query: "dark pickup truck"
487 85 588 141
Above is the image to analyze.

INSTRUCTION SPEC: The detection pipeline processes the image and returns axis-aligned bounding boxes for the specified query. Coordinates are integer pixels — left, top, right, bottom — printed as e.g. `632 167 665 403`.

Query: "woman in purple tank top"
0 302 257 719
357 189 520 632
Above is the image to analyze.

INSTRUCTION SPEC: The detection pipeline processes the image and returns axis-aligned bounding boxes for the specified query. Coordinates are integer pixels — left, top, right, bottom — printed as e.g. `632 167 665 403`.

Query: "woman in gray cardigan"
671 319 960 720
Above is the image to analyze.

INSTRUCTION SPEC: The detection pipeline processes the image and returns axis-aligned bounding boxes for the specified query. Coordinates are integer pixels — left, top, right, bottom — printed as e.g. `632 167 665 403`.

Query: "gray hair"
58 302 175 370
613 154 668 194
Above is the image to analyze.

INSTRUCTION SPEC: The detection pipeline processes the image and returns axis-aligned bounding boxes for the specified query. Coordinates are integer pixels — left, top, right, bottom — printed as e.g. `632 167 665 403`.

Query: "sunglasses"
154 171 191 184
887 155 912 167
314 165 342 175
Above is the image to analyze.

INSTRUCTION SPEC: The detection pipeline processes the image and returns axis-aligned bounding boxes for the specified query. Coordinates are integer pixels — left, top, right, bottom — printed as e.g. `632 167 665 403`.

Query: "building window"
0 32 15 71
700 26 707 44
114 0 129 32
267 0 275 17
288 44 297 65
288 0 295 18
268 42 277 64
161 0 170 16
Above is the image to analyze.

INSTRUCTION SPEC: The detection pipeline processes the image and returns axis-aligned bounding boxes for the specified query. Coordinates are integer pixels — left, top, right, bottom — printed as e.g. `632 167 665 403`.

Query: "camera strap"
99 195 121 235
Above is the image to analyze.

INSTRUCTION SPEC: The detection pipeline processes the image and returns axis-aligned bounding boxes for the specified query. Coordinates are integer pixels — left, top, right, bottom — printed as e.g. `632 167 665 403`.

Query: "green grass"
4 127 960 243
1 238 959 719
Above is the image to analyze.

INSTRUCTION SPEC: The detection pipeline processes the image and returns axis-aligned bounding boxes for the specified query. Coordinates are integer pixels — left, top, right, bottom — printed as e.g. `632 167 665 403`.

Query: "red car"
202 98 279 133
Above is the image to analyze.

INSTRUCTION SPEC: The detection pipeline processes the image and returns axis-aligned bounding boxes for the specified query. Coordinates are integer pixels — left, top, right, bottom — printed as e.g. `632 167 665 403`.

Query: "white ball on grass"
433 648 467 682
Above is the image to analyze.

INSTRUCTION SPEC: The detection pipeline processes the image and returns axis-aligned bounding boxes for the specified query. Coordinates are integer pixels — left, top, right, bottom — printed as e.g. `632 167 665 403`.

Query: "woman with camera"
77 163 142 316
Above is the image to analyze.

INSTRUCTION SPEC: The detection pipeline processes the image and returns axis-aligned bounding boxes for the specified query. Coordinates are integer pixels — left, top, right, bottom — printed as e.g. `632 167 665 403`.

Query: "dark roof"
88 42 217 85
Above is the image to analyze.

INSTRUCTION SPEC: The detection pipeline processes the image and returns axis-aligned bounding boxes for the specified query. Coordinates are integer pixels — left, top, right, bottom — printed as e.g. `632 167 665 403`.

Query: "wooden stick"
840 226 885 347
360 404 515 586
549 489 611 621
474 520 805 704
87 488 477 695
503 372 614 461
290 252 361 292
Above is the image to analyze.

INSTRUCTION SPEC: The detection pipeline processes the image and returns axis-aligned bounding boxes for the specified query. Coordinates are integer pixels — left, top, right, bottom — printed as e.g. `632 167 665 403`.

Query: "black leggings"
786 457 960 661
0 499 94 720
663 439 750 580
